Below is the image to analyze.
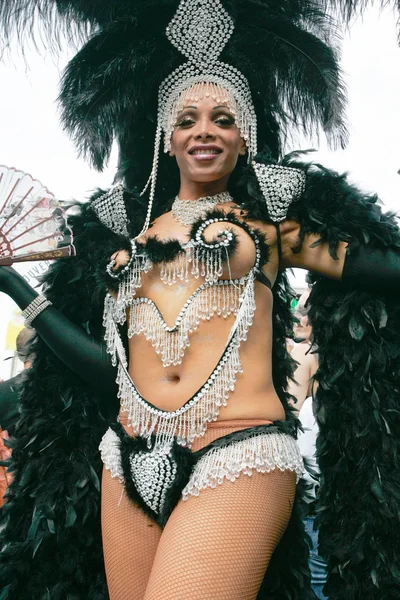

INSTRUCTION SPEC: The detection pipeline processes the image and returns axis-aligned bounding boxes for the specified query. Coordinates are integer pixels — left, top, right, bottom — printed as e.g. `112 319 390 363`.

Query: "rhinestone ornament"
252 162 306 223
129 444 178 514
91 183 129 237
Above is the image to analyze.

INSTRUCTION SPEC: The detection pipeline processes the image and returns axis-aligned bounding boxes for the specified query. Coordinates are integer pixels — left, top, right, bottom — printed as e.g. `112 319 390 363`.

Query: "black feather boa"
0 203 113 599
287 156 400 599
1 160 399 598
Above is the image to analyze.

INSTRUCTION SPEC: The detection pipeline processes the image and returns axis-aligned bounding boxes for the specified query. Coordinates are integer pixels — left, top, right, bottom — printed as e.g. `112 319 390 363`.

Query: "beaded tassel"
117 336 242 448
115 271 257 448
103 294 128 367
159 252 191 285
181 432 304 500
227 269 256 346
116 254 152 313
159 245 225 285
127 278 247 367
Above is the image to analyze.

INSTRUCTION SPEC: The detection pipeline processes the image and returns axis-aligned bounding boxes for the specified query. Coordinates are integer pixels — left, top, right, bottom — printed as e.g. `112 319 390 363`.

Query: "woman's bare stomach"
125 316 286 423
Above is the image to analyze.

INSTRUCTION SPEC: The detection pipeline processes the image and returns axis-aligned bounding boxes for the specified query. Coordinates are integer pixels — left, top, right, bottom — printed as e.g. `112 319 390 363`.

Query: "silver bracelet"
22 294 53 328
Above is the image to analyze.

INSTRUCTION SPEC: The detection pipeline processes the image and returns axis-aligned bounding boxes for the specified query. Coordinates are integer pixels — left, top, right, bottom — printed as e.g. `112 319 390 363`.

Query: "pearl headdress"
162 0 258 157
138 0 258 238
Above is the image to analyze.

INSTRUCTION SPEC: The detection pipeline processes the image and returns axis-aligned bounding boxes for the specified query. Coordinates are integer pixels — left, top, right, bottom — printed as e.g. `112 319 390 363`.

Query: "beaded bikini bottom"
100 421 303 527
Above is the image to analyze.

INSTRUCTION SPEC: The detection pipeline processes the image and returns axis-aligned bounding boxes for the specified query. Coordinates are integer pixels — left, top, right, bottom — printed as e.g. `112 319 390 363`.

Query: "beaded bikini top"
103 211 271 449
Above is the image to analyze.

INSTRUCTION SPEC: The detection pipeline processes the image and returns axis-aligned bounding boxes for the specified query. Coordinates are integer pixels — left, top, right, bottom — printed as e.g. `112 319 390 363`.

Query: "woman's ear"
239 140 247 156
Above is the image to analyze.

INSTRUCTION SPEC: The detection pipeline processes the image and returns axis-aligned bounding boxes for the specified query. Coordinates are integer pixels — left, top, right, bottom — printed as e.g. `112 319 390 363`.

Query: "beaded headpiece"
139 0 258 237
161 0 257 157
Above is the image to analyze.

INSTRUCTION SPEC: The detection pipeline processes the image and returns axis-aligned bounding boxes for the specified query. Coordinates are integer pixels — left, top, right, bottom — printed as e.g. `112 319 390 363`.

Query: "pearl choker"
171 191 232 226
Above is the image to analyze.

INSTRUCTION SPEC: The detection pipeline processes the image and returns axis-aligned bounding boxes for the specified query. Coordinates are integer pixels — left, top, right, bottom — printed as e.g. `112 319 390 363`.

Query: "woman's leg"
144 468 296 600
101 467 162 600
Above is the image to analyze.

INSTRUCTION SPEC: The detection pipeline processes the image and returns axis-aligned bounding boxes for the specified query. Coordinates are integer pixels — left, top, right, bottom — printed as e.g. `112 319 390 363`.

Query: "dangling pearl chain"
171 191 233 227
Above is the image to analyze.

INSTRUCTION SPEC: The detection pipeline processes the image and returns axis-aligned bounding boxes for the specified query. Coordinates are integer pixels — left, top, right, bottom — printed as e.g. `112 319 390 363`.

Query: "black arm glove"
0 267 117 399
342 244 400 292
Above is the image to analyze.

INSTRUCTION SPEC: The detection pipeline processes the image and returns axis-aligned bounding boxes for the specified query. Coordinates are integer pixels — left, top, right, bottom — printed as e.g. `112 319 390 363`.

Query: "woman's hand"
111 249 130 270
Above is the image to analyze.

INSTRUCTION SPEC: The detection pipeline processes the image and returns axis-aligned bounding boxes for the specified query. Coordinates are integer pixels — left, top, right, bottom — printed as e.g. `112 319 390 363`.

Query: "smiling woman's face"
169 89 247 189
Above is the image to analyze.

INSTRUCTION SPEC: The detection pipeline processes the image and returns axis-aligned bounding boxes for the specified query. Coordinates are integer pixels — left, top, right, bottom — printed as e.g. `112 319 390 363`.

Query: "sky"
1 6 399 206
0 5 399 373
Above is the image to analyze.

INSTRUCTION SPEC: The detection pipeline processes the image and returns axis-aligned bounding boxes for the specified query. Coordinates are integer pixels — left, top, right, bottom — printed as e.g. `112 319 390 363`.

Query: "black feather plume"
324 0 400 40
2 1 348 187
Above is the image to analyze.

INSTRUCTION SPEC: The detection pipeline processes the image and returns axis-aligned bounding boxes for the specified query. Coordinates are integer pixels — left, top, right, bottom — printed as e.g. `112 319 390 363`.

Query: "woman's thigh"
144 469 296 600
101 467 162 600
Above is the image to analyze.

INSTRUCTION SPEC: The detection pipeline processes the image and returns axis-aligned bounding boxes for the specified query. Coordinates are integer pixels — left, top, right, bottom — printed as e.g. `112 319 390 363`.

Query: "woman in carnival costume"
0 1 400 599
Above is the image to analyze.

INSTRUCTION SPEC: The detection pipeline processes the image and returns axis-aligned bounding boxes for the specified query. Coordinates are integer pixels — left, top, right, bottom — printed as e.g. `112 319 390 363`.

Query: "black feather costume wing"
284 157 400 599
0 205 108 599
233 152 400 597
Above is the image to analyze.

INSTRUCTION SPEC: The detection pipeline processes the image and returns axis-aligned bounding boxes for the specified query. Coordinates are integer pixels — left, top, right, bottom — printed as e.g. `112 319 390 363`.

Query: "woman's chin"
185 169 229 184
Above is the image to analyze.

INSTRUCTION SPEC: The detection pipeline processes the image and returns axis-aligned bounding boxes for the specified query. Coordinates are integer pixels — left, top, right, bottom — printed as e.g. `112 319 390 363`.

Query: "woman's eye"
215 116 235 126
175 118 195 127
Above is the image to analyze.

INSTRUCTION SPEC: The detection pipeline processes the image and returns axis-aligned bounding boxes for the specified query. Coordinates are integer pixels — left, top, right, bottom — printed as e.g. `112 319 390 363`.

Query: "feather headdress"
1 0 348 198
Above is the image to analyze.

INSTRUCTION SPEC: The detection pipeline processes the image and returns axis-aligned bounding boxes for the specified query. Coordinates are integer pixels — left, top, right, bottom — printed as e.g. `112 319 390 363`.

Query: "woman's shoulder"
291 342 317 364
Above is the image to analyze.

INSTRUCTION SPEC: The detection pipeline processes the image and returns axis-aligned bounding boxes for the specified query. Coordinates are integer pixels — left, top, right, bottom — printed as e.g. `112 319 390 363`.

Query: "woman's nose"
194 118 215 140
195 129 214 140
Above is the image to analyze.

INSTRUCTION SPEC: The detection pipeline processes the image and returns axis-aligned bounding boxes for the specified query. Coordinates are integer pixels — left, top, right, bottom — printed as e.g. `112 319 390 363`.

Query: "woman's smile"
188 143 223 162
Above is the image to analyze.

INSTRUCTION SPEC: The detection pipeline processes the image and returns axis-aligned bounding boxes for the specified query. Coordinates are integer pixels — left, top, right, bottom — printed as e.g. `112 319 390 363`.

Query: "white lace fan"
0 165 75 266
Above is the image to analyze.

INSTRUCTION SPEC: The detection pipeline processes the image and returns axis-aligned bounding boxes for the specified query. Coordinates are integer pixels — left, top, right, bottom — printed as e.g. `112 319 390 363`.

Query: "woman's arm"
279 220 347 280
0 267 117 398
280 219 400 290
287 342 318 413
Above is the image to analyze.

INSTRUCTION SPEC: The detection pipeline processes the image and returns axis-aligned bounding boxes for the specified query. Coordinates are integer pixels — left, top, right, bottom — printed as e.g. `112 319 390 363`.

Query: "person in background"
288 290 318 412
288 291 327 599
0 328 35 506
0 430 12 507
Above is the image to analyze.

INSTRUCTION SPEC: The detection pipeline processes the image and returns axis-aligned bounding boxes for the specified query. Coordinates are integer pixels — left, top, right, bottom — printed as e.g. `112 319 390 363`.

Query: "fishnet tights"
101 420 296 600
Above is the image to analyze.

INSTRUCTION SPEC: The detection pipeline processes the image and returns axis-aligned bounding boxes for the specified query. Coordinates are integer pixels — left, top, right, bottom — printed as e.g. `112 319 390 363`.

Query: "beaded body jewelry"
102 214 263 449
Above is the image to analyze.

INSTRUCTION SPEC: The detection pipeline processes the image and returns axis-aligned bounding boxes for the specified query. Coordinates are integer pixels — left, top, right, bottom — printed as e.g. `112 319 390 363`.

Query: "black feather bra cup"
1 1 400 600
